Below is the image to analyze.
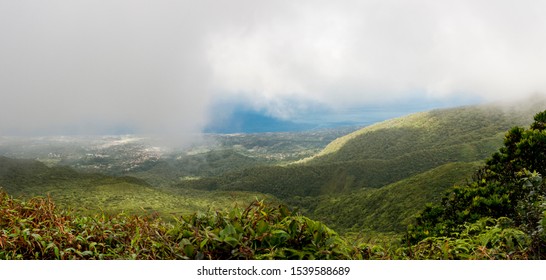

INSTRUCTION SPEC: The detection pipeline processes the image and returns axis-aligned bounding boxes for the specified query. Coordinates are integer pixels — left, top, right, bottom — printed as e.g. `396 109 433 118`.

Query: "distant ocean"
204 96 482 134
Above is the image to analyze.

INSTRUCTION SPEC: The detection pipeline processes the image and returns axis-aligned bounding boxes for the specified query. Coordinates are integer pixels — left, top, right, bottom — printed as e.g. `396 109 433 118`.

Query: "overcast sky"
2 0 546 137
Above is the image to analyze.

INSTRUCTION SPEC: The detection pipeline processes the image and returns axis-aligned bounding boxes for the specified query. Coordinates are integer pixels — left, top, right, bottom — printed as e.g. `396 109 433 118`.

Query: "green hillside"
183 101 544 199
404 109 546 259
297 161 481 234
125 149 265 187
0 156 270 217
182 137 500 199
307 106 525 162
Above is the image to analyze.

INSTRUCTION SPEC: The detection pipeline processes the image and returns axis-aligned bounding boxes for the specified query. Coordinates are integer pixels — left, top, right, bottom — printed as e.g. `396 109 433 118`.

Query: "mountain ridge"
184 100 546 199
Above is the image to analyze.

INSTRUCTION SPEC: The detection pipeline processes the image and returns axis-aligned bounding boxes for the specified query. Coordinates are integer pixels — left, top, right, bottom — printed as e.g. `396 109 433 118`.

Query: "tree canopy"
407 110 546 259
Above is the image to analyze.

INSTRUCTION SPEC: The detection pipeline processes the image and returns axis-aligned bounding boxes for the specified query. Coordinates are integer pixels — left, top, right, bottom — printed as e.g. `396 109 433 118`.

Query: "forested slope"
183 100 544 199
404 109 546 259
0 156 269 217
297 161 481 233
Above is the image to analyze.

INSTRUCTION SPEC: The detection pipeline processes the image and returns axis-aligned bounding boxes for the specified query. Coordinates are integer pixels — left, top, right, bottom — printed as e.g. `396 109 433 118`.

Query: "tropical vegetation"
2 102 546 259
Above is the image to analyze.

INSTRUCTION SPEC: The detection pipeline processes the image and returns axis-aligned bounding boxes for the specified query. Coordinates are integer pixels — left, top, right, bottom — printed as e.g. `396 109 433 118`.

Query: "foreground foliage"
406 110 546 259
0 192 379 260
1 188 538 260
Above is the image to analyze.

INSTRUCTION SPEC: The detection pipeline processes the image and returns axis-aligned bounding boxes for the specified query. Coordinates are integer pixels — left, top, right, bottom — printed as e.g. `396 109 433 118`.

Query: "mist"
2 0 546 140
0 0 212 140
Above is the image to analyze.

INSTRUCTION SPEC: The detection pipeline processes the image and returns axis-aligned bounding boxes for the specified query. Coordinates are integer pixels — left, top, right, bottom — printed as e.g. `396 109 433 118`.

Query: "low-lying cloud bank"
1 1 545 139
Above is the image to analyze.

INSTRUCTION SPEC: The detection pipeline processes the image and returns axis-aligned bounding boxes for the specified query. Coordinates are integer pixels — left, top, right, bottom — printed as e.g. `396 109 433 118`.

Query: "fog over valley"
2 1 546 140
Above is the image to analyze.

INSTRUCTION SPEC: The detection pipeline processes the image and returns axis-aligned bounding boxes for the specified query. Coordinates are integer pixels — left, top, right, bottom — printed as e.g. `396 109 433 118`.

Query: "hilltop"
184 100 545 198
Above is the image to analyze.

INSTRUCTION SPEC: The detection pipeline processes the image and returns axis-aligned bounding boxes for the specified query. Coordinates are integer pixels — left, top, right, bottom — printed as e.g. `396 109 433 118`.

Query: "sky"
2 0 546 138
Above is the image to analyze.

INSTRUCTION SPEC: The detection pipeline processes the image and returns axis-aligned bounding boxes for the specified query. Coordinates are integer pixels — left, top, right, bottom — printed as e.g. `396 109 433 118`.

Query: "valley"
0 128 355 217
2 99 546 259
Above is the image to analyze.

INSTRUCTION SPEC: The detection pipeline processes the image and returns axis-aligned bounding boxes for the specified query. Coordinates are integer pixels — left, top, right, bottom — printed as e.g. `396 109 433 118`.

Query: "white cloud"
0 0 212 138
1 0 546 136
207 0 546 113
